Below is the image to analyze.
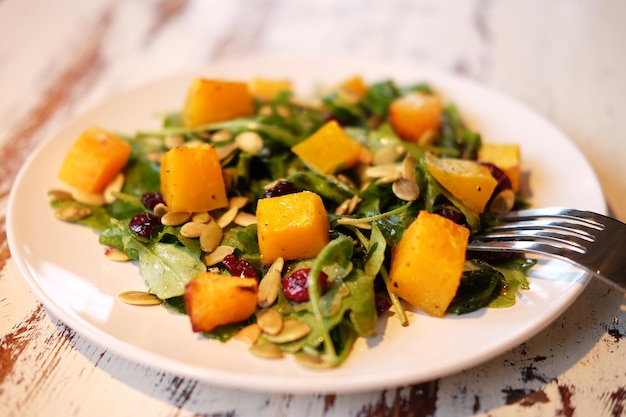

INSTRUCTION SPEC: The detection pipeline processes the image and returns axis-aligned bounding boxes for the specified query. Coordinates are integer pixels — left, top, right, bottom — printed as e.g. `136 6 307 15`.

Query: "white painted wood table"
2 1 626 416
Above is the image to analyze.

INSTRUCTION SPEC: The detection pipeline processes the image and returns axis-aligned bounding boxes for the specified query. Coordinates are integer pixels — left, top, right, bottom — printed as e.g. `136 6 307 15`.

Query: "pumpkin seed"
372 146 403 166
256 308 284 336
146 151 164 164
489 189 515 214
249 344 284 359
216 207 238 228
199 220 223 253
263 320 311 344
73 190 105 206
54 203 92 222
392 178 420 201
375 173 402 185
294 353 331 369
161 211 191 226
105 248 129 262
180 221 207 238
335 199 351 215
191 211 211 223
348 195 361 214
215 143 238 160
164 134 185 149
118 291 161 306
211 129 234 143
153 203 169 217
235 131 264 154
365 164 400 179
229 196 249 209
401 155 417 182
204 245 235 266
233 212 257 226
417 129 437 145
257 257 284 308
48 189 74 202
103 173 125 204
235 323 262 344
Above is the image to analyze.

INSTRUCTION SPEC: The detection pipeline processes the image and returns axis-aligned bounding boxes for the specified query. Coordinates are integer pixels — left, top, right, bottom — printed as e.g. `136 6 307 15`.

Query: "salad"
49 75 535 368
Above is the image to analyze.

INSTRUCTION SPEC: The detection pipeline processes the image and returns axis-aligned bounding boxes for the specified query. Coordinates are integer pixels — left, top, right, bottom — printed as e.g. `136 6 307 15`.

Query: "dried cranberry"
262 180 299 199
281 268 329 303
140 192 165 211
222 253 259 280
129 212 162 238
479 162 512 195
375 294 392 314
436 206 468 227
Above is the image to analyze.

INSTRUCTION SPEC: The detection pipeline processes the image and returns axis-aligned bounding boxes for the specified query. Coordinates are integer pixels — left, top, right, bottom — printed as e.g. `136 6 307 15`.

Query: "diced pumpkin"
425 154 498 214
338 75 368 100
388 91 442 144
58 126 132 194
249 78 292 101
388 211 470 318
291 120 363 174
160 144 228 213
478 143 521 192
180 78 254 128
256 191 330 264
184 272 258 333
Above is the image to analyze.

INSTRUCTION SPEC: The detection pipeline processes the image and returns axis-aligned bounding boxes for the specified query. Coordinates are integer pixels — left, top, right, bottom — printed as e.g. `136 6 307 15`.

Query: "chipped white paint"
1 0 626 416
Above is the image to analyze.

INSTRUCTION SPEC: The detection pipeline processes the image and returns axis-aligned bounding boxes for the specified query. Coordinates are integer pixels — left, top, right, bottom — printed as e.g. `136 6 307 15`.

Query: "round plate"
7 57 606 394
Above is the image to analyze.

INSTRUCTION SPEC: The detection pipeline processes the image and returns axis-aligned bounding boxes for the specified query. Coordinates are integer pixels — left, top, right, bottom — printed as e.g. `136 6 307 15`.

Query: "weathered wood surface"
2 1 626 416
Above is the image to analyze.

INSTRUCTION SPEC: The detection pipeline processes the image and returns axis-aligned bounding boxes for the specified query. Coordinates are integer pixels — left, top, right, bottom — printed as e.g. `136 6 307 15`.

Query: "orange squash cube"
180 78 254 128
58 126 132 193
478 143 521 192
388 92 442 143
388 211 470 318
185 272 258 333
256 191 330 264
160 144 228 213
425 154 498 214
338 75 369 100
291 120 363 174
249 78 292 101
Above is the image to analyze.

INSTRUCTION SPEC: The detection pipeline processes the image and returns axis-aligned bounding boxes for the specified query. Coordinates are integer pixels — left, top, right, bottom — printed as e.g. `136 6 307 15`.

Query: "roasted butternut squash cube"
184 272 258 333
478 143 521 192
160 144 228 213
338 75 369 100
291 120 362 174
425 154 498 214
180 78 254 128
249 78 292 101
256 191 330 264
388 211 470 318
58 126 132 193
388 91 442 143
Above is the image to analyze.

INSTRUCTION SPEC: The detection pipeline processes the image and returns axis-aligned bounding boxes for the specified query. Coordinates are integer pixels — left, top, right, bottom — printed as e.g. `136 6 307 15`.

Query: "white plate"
7 57 606 394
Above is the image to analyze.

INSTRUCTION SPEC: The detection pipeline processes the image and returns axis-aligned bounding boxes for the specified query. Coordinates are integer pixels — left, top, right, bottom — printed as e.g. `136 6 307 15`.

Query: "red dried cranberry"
140 192 166 211
263 180 299 199
435 206 468 227
222 254 259 280
281 268 329 303
129 212 162 238
375 294 392 314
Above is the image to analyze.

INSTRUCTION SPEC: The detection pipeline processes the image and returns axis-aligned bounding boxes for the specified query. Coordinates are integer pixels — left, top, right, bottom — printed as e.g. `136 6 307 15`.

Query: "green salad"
50 75 535 368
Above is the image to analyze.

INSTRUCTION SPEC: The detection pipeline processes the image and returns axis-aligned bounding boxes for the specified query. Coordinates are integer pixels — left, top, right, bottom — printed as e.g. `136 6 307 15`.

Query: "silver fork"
468 207 626 293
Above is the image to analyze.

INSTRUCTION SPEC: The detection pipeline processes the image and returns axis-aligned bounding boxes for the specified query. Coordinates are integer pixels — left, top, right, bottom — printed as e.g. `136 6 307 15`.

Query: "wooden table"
2 1 626 415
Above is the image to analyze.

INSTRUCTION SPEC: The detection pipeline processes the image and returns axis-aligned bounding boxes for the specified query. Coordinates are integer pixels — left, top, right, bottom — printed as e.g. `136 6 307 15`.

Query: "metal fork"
468 207 626 293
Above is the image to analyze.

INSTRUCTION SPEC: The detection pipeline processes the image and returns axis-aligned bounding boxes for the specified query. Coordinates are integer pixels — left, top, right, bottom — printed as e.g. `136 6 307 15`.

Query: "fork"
468 207 626 293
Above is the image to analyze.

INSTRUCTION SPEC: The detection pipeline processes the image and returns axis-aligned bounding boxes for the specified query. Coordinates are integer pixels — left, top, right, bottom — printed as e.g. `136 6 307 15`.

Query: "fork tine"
471 229 588 253
496 207 605 230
